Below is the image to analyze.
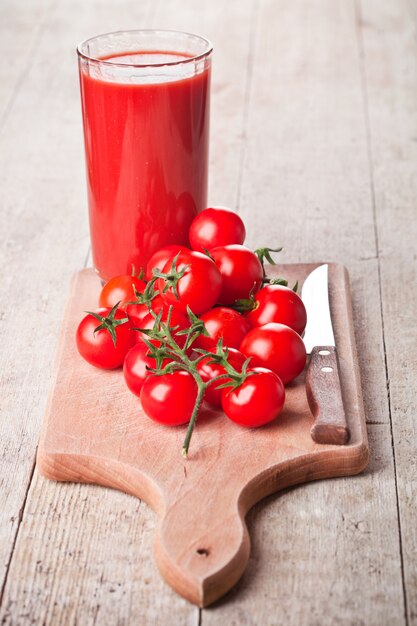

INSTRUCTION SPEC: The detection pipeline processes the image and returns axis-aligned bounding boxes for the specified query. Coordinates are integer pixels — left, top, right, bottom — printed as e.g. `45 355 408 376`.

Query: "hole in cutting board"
196 548 210 557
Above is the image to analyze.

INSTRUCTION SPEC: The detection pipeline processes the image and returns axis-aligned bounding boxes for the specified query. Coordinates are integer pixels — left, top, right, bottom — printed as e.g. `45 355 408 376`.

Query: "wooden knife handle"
305 346 350 445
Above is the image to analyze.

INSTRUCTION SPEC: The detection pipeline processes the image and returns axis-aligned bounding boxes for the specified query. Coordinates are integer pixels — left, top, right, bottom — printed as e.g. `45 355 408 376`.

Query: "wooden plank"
0 0 52 124
236 0 389 427
0 471 198 626
0 0 255 623
202 0 407 624
0 0 91 601
358 0 417 623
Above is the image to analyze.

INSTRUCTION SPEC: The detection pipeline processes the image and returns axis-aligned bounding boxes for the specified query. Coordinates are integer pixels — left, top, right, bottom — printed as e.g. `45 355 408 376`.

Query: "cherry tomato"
222 367 285 427
76 307 135 369
210 245 263 305
123 342 171 397
189 207 246 252
136 308 190 350
247 285 307 335
99 275 146 309
158 251 222 315
126 294 165 327
197 348 246 408
240 322 306 384
194 307 252 351
140 371 198 426
146 245 190 282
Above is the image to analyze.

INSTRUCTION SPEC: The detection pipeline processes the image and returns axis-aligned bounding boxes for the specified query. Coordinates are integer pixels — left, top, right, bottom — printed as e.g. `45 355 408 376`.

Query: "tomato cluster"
76 206 307 456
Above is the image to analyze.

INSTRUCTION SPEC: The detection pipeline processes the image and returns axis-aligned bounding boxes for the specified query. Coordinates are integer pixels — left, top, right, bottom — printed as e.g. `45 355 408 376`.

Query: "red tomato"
210 245 263 305
197 348 246 408
146 245 190 282
194 307 252 351
99 275 146 309
140 371 198 426
136 309 190 350
126 294 165 327
189 207 246 252
240 322 306 384
247 285 307 335
158 251 222 315
222 367 285 427
123 342 171 397
76 307 135 369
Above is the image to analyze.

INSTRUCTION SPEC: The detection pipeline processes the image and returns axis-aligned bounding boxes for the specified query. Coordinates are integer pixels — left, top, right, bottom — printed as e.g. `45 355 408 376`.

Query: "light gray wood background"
0 0 415 624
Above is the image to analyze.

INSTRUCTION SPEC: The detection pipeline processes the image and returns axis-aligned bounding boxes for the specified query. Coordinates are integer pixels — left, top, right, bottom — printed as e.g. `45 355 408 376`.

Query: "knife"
301 264 350 445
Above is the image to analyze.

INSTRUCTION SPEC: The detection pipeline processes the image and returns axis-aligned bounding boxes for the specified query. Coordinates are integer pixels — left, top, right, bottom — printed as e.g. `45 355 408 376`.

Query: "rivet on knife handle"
305 346 350 445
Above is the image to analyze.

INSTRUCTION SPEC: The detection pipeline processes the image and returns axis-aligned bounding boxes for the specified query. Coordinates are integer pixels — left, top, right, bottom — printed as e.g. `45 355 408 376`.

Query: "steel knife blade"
301 264 350 445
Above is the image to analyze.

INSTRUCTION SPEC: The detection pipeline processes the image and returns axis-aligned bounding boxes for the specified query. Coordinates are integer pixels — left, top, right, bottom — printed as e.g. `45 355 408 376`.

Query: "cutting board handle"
154 493 250 607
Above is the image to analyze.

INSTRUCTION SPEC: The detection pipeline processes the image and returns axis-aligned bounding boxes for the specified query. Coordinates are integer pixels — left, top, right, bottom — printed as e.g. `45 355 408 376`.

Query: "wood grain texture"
0 0 52 124
0 0 254 623
359 0 417 622
0 470 199 626
205 423 403 625
36 263 368 607
0 0 414 623
0 1 196 624
0 0 91 600
306 346 350 445
202 0 408 624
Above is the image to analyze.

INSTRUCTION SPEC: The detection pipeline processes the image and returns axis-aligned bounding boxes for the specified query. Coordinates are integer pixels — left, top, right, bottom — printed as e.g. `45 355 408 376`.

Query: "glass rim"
77 29 213 69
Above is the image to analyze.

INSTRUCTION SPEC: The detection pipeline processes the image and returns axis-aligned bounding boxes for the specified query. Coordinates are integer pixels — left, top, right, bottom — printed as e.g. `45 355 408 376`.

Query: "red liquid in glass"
79 51 210 280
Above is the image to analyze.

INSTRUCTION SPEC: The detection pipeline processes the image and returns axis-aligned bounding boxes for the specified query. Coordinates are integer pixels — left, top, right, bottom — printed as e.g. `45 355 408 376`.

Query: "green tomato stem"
140 305 251 457
182 383 206 458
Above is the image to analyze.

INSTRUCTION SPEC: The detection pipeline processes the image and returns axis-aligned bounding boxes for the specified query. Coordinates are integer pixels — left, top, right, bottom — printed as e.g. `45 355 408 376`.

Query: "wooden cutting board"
37 263 368 607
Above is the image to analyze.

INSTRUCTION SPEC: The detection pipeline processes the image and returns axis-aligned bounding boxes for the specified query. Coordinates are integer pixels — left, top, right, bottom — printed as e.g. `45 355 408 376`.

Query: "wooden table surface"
0 0 415 624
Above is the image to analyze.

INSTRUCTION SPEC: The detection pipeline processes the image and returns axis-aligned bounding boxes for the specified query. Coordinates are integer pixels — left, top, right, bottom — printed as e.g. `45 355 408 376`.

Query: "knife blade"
301 264 350 445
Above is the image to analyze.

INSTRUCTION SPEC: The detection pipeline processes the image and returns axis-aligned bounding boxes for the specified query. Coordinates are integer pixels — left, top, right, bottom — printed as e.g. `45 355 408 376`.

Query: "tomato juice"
78 33 212 281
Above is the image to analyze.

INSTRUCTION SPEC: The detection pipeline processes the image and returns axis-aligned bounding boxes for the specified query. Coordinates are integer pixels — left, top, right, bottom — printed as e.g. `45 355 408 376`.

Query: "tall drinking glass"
77 30 212 281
